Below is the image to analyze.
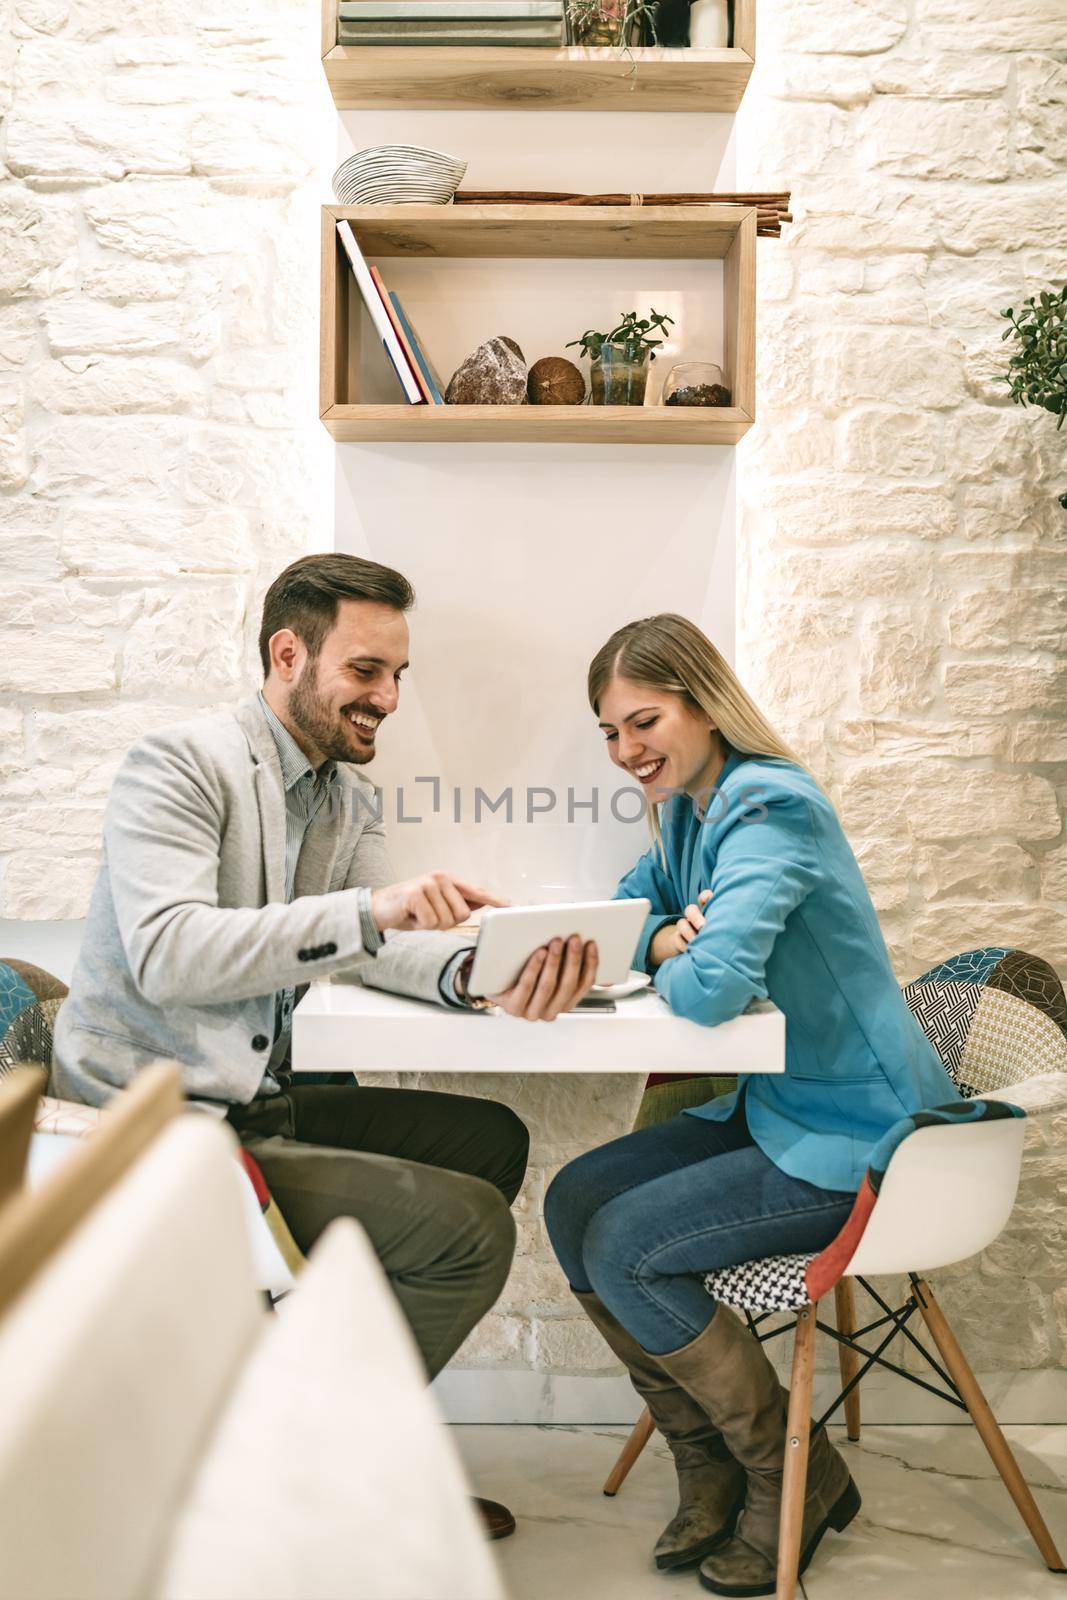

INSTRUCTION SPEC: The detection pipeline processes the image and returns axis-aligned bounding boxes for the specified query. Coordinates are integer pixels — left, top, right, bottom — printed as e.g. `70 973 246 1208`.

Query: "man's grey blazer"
52 696 472 1108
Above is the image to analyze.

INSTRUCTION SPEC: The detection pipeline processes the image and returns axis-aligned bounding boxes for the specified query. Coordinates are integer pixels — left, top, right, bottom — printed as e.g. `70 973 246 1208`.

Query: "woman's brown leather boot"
655 1302 861 1597
575 1291 745 1570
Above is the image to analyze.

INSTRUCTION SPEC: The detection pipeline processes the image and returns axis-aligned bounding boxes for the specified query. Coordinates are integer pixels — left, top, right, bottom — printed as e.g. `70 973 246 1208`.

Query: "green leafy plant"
1000 283 1067 508
567 308 675 363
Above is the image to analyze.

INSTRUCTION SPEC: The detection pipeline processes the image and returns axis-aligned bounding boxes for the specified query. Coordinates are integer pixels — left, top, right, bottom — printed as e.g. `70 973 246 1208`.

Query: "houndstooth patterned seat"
704 1251 816 1314
702 946 1067 1313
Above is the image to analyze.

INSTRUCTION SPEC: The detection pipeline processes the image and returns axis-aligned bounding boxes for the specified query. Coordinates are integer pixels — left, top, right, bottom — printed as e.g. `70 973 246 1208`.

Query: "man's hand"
485 935 599 1022
371 873 508 934
649 889 713 969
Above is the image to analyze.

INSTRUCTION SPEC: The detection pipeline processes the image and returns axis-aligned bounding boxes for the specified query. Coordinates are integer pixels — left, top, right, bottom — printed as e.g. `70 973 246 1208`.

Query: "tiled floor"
455 1422 1067 1599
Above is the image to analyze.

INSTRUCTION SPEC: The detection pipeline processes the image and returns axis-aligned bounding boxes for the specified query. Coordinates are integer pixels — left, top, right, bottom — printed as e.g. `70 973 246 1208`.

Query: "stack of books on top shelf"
337 221 445 405
337 0 566 48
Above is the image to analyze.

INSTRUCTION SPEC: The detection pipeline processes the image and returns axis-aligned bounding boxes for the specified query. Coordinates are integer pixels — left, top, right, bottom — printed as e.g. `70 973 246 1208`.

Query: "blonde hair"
588 613 811 859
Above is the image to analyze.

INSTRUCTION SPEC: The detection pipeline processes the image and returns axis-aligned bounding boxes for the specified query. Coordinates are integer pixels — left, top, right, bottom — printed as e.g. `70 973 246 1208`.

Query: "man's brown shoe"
474 1497 516 1540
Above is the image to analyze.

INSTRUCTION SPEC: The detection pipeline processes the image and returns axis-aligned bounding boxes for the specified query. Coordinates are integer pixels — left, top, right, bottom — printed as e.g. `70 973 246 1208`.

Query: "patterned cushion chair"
0 957 304 1295
602 947 1067 1599
0 960 66 1079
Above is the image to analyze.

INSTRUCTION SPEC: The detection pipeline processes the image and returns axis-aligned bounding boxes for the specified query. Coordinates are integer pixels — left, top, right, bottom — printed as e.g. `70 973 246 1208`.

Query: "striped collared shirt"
255 696 469 1067
257 693 339 1086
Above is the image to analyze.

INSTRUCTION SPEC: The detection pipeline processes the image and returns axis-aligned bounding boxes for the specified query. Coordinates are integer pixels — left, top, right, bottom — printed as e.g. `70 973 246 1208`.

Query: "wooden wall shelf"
319 204 756 445
320 0 754 112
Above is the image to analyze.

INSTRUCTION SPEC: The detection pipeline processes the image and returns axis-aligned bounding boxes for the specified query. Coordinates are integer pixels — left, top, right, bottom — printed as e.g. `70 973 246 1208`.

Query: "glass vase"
662 361 731 407
570 0 643 46
589 345 651 405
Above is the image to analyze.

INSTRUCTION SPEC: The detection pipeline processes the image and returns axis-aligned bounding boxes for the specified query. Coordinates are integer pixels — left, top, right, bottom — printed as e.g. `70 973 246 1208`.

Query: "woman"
543 614 959 1597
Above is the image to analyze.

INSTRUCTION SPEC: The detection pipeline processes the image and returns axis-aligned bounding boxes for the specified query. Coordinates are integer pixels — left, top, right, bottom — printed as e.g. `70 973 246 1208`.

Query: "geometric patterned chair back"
903 946 1067 1098
0 960 68 1083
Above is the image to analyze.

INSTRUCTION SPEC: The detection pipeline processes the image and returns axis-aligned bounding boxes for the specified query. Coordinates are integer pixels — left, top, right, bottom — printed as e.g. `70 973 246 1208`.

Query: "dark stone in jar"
665 382 732 407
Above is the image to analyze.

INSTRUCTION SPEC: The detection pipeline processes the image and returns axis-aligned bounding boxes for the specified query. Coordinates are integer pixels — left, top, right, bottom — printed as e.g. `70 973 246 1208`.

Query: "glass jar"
589 344 651 404
662 361 731 407
570 0 642 47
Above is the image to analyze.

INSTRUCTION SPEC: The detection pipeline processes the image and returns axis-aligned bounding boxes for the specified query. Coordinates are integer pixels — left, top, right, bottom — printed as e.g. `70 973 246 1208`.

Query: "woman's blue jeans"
544 1093 855 1357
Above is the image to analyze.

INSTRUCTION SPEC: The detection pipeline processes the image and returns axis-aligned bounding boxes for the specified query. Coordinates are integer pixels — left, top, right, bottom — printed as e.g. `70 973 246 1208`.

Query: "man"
53 552 597 1538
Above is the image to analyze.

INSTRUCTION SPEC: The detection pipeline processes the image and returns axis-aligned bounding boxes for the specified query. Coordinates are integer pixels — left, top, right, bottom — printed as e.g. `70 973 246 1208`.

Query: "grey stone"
445 336 527 406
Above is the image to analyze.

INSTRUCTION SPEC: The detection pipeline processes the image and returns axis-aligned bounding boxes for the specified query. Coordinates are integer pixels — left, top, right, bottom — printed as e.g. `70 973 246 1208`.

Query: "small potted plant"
566 0 658 50
567 308 675 405
1000 284 1067 508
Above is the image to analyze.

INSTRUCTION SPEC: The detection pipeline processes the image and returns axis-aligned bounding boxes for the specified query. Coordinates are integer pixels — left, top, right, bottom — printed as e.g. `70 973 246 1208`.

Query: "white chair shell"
845 1115 1027 1279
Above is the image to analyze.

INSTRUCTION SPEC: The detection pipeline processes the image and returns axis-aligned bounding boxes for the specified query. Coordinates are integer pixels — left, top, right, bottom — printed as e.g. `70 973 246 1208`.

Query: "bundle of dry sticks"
454 191 792 237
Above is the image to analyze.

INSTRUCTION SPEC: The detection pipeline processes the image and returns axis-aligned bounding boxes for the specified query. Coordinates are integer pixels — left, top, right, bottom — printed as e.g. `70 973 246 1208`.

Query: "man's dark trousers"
228 1084 529 1378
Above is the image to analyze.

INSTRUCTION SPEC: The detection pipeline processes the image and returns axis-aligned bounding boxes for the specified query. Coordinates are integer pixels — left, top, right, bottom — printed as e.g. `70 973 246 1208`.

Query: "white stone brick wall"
0 0 329 923
1 0 1065 1403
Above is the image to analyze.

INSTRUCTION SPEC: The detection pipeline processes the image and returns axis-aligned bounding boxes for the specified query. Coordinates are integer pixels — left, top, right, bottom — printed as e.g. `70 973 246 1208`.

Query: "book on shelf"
339 0 562 14
337 0 565 43
387 290 446 405
339 27 564 43
338 19 564 42
368 267 441 405
336 222 425 405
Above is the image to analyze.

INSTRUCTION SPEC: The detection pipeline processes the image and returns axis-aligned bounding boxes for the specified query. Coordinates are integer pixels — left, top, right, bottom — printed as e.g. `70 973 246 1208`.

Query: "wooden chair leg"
834 1278 862 1442
777 1302 817 1600
914 1276 1066 1573
0 1066 45 1209
603 1405 655 1496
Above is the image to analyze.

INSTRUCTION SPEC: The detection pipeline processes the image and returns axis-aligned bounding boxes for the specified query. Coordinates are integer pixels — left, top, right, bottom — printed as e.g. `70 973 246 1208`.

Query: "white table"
292 978 786 1076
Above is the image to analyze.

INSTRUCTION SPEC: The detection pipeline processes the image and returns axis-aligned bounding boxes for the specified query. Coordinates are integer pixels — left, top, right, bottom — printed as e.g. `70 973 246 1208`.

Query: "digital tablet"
465 899 651 999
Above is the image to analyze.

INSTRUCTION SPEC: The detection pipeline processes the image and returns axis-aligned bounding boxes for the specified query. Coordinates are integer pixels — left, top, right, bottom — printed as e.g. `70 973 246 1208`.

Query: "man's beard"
289 659 375 766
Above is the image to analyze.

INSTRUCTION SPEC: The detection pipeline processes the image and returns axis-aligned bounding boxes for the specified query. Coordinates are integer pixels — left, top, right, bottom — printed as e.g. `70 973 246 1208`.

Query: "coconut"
527 355 586 406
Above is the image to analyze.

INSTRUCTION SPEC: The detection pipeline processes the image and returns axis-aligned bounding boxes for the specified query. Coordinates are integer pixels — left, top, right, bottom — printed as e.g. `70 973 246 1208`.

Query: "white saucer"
592 970 651 1000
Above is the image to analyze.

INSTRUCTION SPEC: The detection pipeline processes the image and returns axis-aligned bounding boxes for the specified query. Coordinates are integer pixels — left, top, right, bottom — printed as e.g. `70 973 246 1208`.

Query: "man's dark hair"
259 553 415 677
